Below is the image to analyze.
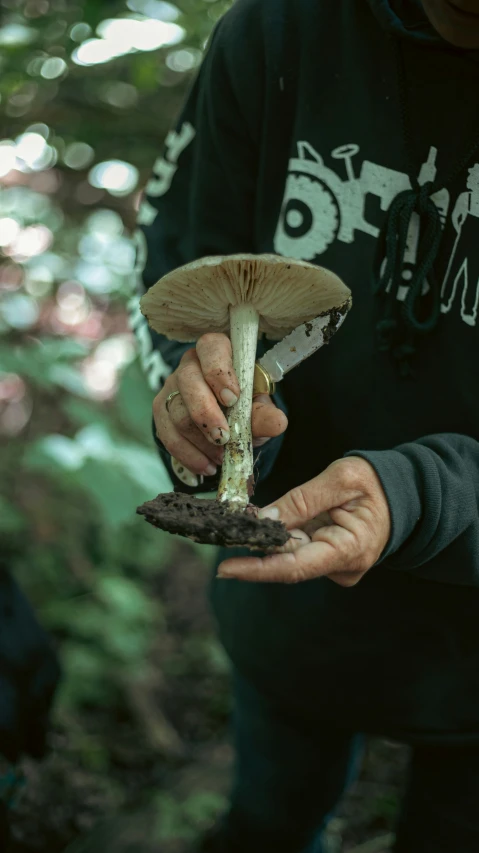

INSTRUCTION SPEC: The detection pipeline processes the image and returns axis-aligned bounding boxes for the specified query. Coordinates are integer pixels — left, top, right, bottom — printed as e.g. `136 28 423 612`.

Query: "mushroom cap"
140 253 351 342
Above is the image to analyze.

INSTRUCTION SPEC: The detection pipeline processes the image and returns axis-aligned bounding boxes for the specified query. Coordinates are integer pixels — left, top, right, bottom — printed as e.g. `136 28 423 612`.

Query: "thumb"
259 475 331 531
252 394 288 439
259 462 363 531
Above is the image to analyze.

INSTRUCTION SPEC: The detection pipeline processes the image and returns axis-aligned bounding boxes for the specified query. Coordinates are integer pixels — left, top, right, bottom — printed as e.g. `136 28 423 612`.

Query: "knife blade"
253 297 351 395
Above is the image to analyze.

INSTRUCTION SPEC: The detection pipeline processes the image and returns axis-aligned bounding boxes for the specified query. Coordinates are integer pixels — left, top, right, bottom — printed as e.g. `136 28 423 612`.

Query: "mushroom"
137 253 351 549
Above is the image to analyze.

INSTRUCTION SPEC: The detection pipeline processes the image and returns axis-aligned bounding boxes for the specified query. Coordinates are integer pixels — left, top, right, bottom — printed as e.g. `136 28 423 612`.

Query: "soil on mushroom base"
137 493 290 549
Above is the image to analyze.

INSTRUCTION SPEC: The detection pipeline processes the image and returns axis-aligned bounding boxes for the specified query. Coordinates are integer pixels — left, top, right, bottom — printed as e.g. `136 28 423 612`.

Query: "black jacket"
132 0 479 742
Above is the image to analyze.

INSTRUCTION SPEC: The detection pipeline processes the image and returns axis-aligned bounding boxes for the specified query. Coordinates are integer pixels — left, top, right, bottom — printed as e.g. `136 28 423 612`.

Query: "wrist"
344 448 421 561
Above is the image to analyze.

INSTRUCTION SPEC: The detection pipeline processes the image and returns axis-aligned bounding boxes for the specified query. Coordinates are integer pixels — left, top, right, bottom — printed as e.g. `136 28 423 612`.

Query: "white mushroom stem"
217 303 260 509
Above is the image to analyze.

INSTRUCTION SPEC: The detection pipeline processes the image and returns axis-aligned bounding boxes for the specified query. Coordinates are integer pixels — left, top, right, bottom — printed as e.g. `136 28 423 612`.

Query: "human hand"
218 457 391 585
153 333 288 478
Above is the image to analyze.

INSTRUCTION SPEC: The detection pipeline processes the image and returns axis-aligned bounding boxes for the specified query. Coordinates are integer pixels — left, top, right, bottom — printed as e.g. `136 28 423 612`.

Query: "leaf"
116 358 156 445
82 0 123 30
103 626 151 662
153 794 196 842
0 495 26 533
131 53 162 93
76 422 172 496
75 423 116 459
0 338 89 391
183 791 228 828
0 346 53 388
36 337 89 362
24 422 172 528
96 575 156 623
25 434 86 472
62 397 115 432
116 444 172 495
48 363 88 396
58 643 113 708
76 458 140 527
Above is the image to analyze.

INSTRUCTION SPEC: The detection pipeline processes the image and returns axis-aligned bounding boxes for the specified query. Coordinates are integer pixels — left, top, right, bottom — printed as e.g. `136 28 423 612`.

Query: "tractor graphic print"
275 141 383 258
274 140 457 306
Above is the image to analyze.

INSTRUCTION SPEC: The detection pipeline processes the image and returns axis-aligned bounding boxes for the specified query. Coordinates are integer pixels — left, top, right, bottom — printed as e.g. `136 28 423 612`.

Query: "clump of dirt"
137 493 289 549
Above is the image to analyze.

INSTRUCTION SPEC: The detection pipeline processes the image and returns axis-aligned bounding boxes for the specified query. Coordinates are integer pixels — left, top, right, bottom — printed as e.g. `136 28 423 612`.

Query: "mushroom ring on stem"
137 253 351 549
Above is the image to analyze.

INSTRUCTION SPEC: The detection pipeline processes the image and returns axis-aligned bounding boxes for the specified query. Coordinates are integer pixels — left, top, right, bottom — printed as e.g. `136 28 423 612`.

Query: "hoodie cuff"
344 449 422 561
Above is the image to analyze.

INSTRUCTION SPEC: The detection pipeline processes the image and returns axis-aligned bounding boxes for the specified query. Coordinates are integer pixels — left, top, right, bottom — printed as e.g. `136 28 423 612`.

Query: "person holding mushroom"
133 1 479 851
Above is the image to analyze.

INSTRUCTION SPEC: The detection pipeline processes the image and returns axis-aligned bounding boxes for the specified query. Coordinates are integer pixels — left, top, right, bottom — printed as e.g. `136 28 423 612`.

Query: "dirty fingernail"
259 507 280 521
171 457 199 488
210 427 230 445
205 463 217 476
221 389 238 407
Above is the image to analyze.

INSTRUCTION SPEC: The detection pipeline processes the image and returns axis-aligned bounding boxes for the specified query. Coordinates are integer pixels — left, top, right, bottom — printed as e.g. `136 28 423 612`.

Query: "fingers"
168 393 225 464
328 506 383 567
251 394 288 447
259 463 365 531
302 511 334 538
153 388 222 477
217 539 338 584
153 331 290 478
160 423 219 477
196 333 240 407
259 481 325 531
276 529 365 592
275 529 311 553
176 350 231 446
268 514 330 556
217 523 364 585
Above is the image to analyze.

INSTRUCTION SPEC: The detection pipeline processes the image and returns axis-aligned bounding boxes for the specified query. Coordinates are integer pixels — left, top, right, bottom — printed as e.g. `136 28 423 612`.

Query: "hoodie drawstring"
373 37 479 376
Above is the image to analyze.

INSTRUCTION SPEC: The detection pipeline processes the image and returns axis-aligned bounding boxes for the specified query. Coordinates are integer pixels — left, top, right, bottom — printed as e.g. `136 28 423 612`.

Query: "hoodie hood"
367 0 479 59
366 0 478 46
366 0 432 40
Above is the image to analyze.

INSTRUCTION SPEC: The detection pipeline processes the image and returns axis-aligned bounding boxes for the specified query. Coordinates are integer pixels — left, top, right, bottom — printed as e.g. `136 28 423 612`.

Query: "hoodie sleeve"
131 0 286 493
346 433 479 586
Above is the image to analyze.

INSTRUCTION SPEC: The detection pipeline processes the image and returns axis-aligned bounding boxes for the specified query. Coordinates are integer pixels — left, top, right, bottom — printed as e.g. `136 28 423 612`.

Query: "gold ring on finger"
165 390 182 414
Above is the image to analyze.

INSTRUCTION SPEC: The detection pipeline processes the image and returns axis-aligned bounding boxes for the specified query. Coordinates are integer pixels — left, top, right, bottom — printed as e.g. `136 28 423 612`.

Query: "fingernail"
205 463 217 476
221 389 238 407
259 507 280 521
171 458 199 488
253 437 270 448
210 427 230 445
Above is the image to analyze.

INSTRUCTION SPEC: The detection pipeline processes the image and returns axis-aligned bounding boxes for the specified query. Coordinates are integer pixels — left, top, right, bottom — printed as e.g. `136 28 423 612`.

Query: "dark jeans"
217 672 479 853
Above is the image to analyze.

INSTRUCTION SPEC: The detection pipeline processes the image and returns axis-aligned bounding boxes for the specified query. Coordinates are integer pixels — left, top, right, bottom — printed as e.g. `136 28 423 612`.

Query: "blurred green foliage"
0 1 232 842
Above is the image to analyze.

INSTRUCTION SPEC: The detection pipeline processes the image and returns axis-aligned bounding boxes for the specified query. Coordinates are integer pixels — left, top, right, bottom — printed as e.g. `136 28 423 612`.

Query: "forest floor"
7 544 409 853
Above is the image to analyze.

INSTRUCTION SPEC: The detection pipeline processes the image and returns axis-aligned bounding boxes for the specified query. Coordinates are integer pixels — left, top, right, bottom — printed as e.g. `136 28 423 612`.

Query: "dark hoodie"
133 0 479 742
